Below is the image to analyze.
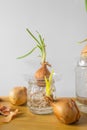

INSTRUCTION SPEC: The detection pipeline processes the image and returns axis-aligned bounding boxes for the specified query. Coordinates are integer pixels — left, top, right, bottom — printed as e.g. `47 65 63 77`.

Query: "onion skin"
48 97 80 124
35 63 50 80
9 86 27 106
35 63 50 87
81 44 87 57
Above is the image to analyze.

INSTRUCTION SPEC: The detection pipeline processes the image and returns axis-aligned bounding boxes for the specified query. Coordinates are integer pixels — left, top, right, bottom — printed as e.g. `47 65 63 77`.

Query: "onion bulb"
48 97 80 124
45 71 80 124
35 62 51 87
81 44 87 57
78 39 87 57
35 63 50 80
9 86 27 106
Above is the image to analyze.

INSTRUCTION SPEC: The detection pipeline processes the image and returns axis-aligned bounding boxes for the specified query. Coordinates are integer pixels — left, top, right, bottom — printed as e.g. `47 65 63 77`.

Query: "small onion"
48 97 80 124
9 86 27 106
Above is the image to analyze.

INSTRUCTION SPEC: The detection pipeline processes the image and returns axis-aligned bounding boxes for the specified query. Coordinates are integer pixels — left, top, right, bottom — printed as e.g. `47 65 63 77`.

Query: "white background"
0 0 87 96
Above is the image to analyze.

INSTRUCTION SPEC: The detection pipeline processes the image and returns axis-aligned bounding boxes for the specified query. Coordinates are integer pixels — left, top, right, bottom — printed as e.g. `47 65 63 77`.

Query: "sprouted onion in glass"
17 28 51 87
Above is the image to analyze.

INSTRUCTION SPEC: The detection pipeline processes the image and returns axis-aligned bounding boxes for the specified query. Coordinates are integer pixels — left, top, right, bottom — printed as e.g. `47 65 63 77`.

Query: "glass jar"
27 76 56 114
75 56 87 113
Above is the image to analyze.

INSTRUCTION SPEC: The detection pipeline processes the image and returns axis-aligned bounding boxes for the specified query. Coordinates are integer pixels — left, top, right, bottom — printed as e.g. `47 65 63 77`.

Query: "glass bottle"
75 56 87 113
27 76 56 114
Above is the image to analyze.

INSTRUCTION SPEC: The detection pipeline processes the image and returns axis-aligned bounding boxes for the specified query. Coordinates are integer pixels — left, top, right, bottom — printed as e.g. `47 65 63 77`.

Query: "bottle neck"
77 56 87 67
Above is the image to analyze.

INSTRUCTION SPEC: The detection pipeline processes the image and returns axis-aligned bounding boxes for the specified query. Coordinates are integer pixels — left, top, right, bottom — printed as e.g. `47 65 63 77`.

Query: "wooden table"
0 97 87 130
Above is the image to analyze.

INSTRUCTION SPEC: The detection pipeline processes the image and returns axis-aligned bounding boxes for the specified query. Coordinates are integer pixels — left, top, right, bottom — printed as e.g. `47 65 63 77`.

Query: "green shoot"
78 39 87 44
45 70 54 97
17 46 37 59
85 0 87 12
17 28 46 64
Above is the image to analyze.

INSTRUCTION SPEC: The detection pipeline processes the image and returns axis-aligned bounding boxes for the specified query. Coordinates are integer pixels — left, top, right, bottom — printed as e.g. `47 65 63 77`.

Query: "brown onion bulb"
35 63 50 80
48 97 80 124
9 86 27 106
81 44 87 57
35 63 50 87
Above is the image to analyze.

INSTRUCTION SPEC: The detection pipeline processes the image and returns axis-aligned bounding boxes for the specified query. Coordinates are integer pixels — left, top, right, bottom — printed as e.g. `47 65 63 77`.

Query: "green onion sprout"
17 28 46 64
45 70 54 97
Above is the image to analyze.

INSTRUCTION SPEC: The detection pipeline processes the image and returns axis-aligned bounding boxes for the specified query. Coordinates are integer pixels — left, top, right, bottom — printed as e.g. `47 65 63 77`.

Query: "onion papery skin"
50 98 80 124
9 86 27 106
35 63 50 87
